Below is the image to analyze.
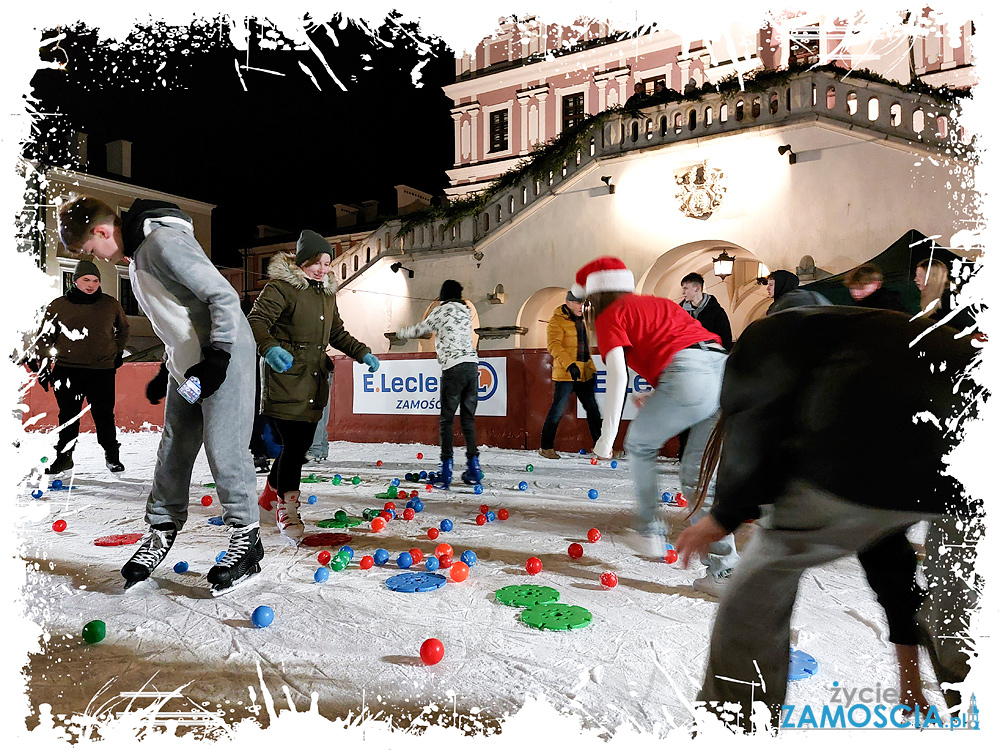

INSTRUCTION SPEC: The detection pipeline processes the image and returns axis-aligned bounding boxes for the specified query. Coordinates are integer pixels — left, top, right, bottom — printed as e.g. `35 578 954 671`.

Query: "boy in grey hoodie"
57 196 261 594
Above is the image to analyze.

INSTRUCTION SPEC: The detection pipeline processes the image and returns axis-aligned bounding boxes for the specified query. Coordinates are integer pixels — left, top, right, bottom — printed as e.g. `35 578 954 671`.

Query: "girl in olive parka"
248 230 379 542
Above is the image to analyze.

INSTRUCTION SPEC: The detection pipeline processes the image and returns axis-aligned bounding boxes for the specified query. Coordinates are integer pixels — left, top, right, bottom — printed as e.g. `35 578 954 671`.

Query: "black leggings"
267 418 318 495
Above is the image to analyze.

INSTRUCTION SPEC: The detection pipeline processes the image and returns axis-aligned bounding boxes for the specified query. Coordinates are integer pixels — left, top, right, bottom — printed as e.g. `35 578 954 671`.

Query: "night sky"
28 13 456 267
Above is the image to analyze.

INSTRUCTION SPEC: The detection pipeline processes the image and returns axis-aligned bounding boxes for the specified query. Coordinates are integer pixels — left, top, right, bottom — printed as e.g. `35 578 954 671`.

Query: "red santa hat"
574 256 635 297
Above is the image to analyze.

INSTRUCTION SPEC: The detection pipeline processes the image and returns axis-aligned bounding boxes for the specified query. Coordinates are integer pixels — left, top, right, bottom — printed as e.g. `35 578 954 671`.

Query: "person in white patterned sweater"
399 280 482 489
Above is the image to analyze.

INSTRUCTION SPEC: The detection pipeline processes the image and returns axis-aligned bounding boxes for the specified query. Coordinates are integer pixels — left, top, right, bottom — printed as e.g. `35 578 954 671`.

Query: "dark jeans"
51 365 119 457
440 361 478 462
540 379 601 449
857 527 924 645
267 417 318 495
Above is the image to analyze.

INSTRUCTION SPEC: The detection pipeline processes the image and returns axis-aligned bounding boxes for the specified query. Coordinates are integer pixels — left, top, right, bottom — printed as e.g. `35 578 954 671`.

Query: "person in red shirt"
575 256 737 595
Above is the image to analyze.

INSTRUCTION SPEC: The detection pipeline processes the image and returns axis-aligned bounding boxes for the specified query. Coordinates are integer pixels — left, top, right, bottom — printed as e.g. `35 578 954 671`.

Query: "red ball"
376 460 383 467
403 508 416 521
427 528 439 540
664 550 678 564
600 571 618 589
590 458 598 465
587 528 602 543
317 550 332 565
420 638 444 665
676 492 688 504
425 484 433 491
371 517 386 532
475 514 487 526
201 495 213 506
417 452 424 460
438 553 453 569
360 555 375 569
379 510 392 521
435 543 453 558
568 543 584 559
409 548 423 564
397 489 408 500
525 557 543 575
410 490 419 498
384 502 396 510
450 561 469 582
479 504 489 514
52 519 67 533
676 498 688 508
497 509 509 520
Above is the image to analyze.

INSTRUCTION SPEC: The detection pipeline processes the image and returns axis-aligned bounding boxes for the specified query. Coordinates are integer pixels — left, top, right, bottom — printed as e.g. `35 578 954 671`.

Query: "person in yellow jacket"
539 290 602 459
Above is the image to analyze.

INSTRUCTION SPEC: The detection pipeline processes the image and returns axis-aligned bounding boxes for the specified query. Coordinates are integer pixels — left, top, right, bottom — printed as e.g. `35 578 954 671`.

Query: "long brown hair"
686 417 725 520
583 290 630 350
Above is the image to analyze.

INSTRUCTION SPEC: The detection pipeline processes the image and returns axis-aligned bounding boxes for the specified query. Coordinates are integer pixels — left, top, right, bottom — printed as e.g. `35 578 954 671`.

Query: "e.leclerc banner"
353 358 507 416
576 354 652 420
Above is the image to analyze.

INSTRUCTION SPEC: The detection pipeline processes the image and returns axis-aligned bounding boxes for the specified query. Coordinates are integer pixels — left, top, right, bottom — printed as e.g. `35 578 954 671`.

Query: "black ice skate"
208 522 264 596
105 448 125 473
44 453 74 475
121 522 178 589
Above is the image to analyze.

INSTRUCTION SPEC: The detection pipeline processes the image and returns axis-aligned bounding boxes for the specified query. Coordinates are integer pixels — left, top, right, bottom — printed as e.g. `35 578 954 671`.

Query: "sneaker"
275 491 304 542
105 448 125 473
121 522 177 588
208 522 264 594
44 454 74 475
693 568 734 598
621 523 669 559
538 449 560 460
258 481 278 515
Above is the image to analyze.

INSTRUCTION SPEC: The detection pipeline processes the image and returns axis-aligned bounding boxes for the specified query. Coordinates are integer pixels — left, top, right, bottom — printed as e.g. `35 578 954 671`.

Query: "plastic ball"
435 543 453 558
359 555 374 570
308 473 317 481
31 489 43 499
450 561 469 582
173 561 189 573
216 551 226 563
426 484 433 491
440 519 453 532
384 501 396 511
427 528 439 540
600 572 618 589
664 550 679 564
526 464 534 472
438 553 453 569
52 519 67 532
410 490 419 498
486 511 496 522
413 500 424 513
525 557 543 575
351 476 361 485
518 481 528 491
339 545 354 560
568 543 584 559
397 552 414 569
332 476 342 486
409 548 423 564
397 489 408 500
420 638 444 665
428 472 437 481
476 513 487 526
82 620 106 644
461 550 477 567
52 479 63 490
611 461 618 469
315 567 330 583
373 548 390 566
401 508 414 521
417 452 424 460
334 509 348 522
419 471 428 479
587 528 602 543
474 484 483 495
405 500 414 509
425 556 440 571
201 495 213 506
676 497 689 508
579 449 587 455
590 458 598 465
661 492 673 503
318 550 332 565
371 517 386 532
40 456 48 464
391 478 400 486
376 460 383 467
307 494 318 505
498 509 509 520
331 557 347 572
588 489 598 500
251 606 274 628
405 473 413 482
379 510 392 521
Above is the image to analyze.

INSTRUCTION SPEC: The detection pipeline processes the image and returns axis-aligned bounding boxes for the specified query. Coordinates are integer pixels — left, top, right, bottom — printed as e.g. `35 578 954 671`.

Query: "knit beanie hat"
573 256 635 297
73 257 102 281
439 280 464 301
296 229 332 267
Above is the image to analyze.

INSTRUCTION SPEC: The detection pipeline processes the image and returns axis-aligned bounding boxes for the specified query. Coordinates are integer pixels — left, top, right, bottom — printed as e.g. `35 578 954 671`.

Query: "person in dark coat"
677 307 982 731
248 230 379 542
680 272 733 350
766 269 831 314
844 263 907 311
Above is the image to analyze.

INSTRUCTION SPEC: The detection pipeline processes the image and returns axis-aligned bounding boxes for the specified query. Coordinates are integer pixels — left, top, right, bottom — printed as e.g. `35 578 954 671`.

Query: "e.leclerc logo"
477 361 498 401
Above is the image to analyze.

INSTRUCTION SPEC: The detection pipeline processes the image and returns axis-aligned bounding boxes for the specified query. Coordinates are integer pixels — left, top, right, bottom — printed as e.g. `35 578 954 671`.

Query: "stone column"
595 78 608 112
469 106 481 163
517 93 531 154
535 91 548 144
451 111 464 165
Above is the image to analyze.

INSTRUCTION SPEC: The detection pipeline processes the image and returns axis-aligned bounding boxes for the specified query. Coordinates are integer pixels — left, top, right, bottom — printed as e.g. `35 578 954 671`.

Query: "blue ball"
385 508 396 519
413 500 424 513
216 551 226 563
405 500 414 509
518 481 528 491
428 472 438 481
440 519 453 532
251 605 274 628
474 484 483 494
391 478 400 486
334 474 342 481
664 543 675 551
339 545 354 560
486 511 496 522
173 561 189 574
397 552 414 569
661 492 673 503
31 489 43 499
314 567 330 583
611 460 618 469
373 548 390 566
461 550 477 567
419 471 428 479
579 449 587 455
425 556 440 571
404 473 413 482
588 489 599 500
307 494 318 504
52 479 63 489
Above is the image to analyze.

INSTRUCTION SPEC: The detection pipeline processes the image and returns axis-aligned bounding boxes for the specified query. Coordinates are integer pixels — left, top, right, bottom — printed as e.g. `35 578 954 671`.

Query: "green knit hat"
296 230 332 267
73 257 102 282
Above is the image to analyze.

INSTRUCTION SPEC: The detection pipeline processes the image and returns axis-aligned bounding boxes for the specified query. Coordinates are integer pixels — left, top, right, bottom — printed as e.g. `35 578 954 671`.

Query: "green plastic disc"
82 620 106 644
520 603 593 631
317 517 364 529
302 475 328 484
495 585 560 608
203 482 216 488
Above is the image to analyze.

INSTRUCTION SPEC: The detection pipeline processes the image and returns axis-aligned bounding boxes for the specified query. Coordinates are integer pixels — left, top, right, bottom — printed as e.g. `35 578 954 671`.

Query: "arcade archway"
515 287 569 349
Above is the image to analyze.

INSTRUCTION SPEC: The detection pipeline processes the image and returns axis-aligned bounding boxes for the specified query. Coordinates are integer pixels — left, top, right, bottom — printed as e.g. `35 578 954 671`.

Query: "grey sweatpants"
145 340 258 530
697 481 933 730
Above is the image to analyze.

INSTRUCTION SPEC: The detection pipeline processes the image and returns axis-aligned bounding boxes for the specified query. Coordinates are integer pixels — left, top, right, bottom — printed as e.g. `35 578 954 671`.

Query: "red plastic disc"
301 533 353 547
94 533 144 546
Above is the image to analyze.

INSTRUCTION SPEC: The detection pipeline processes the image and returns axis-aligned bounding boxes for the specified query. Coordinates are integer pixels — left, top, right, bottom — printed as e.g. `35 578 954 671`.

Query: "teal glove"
363 353 380 372
264 346 293 373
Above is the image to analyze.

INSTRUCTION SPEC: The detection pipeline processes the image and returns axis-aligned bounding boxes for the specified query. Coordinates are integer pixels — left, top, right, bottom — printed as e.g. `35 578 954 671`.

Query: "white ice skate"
275 491 305 543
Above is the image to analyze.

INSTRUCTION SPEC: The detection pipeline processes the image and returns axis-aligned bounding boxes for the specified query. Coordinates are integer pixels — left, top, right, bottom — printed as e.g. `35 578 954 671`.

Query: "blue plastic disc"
789 649 819 681
251 605 274 628
579 449 587 455
385 571 448 593
207 516 224 526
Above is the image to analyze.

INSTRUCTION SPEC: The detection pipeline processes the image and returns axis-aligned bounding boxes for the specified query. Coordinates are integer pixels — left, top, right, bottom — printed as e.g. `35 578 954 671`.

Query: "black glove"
146 362 169 404
183 346 231 402
114 352 124 370
567 363 582 381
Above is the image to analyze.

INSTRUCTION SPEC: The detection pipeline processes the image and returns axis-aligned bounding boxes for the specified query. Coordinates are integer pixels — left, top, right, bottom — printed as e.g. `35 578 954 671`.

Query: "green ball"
352 476 361 485
309 473 317 481
332 476 342 485
526 464 534 472
82 620 106 644
334 509 348 522
40 456 49 464
331 558 347 572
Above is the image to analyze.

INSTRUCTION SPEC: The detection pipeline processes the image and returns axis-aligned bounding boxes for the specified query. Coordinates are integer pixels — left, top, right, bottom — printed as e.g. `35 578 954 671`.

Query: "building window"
562 92 585 132
489 109 509 153
61 271 74 295
119 276 141 316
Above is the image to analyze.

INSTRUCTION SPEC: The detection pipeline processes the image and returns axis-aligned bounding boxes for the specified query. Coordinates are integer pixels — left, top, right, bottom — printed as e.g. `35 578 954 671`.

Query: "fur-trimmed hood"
267 251 338 296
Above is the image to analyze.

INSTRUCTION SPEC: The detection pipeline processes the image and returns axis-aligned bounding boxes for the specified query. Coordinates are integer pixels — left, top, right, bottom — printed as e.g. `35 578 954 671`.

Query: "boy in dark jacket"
844 263 907 312
680 273 732 349
766 269 831 314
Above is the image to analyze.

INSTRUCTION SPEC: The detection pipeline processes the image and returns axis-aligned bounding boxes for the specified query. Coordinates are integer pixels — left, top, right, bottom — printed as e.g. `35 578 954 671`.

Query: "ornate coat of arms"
675 161 725 219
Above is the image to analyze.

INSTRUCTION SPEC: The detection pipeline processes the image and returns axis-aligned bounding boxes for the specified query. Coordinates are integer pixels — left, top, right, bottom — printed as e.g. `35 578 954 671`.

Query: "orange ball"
435 543 453 558
371 517 386 532
450 561 469 582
